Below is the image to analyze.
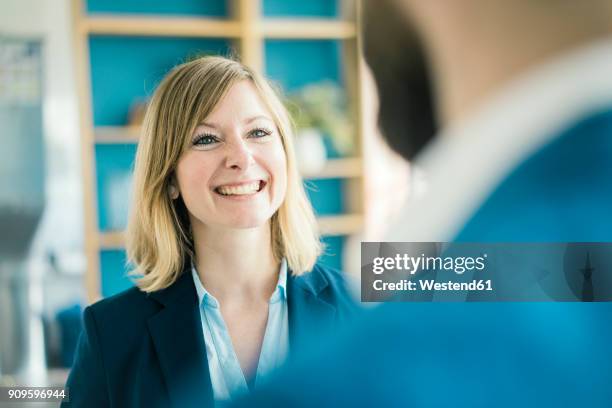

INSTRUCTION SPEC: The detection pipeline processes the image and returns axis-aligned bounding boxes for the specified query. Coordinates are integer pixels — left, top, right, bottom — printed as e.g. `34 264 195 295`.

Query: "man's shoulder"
457 108 612 241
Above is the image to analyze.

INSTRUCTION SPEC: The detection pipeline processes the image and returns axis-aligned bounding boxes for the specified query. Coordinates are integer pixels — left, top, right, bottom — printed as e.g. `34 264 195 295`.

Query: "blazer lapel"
287 267 337 354
147 270 214 408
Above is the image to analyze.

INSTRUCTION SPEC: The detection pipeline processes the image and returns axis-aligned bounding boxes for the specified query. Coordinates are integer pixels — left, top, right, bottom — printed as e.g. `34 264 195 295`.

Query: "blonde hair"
126 56 322 293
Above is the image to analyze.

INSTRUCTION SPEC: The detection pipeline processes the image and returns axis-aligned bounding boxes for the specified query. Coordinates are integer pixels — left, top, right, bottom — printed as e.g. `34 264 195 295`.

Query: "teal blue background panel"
95 144 137 231
266 39 346 217
263 0 338 18
264 39 343 93
89 36 232 126
86 0 227 17
100 250 134 297
319 235 344 271
304 179 344 215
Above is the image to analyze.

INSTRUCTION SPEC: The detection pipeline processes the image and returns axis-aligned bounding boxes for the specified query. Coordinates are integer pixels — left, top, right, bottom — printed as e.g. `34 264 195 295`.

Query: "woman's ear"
168 180 179 200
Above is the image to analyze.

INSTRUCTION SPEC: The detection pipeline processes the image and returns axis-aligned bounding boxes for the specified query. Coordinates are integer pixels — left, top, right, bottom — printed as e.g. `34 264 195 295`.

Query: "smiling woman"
62 56 356 408
130 57 316 292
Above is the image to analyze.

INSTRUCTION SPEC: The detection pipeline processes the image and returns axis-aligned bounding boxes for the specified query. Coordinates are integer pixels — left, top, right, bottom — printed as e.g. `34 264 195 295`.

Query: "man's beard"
362 0 437 161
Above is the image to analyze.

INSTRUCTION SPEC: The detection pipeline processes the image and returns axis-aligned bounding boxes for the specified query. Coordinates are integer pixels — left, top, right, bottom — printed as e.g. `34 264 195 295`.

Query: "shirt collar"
271 258 288 303
385 36 612 242
191 258 288 309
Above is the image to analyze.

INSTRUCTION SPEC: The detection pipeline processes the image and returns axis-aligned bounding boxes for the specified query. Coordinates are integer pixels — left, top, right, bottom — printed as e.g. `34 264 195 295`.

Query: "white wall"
1 0 85 303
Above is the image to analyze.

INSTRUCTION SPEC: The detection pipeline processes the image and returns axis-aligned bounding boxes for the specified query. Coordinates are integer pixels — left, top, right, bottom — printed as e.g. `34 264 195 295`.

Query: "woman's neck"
191 222 280 304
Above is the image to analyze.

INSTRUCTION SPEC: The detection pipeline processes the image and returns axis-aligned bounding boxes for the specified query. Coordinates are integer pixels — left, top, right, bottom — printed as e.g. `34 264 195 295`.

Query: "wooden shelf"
98 213 363 249
98 230 126 249
95 126 140 143
261 20 357 39
78 15 356 40
318 214 363 235
303 157 362 179
79 15 242 38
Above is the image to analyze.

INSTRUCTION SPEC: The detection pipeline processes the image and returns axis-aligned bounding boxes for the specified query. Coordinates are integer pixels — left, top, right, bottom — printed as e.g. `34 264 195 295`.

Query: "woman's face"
175 80 287 231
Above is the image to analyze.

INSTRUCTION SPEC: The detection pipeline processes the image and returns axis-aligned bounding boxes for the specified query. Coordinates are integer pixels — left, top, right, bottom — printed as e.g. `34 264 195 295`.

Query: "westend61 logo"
369 253 492 295
361 242 612 302
361 242 498 302
372 253 487 275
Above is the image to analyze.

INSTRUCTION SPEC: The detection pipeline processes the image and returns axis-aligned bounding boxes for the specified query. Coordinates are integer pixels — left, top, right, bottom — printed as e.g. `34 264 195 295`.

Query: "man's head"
362 0 612 160
362 0 436 161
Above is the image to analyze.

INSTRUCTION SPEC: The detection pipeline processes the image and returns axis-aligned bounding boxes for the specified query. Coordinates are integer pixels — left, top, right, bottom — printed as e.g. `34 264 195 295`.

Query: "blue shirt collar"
191 258 288 309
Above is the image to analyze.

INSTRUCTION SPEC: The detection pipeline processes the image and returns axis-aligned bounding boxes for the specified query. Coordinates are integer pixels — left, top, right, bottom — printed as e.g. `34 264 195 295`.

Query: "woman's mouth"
214 180 267 196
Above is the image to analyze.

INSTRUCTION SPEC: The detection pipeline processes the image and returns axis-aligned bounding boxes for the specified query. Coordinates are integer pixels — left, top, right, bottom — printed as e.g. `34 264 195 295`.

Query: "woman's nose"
224 138 254 170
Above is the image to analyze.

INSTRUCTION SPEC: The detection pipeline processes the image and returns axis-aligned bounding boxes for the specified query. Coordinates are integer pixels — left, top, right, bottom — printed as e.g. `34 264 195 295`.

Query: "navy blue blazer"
62 262 355 408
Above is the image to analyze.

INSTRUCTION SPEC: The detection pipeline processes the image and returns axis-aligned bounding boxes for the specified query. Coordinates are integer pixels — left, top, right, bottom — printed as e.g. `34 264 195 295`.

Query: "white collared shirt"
386 36 612 242
191 259 289 403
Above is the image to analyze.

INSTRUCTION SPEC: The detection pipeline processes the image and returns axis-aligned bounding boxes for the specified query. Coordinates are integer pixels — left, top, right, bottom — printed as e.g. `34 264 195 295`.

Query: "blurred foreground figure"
236 0 612 406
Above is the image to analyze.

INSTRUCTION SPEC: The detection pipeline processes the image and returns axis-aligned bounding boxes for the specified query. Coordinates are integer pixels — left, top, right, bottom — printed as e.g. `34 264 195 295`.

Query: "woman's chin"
221 215 271 230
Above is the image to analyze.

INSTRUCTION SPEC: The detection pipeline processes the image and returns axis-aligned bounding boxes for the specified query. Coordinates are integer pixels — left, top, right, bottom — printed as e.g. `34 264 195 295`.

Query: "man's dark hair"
362 0 437 160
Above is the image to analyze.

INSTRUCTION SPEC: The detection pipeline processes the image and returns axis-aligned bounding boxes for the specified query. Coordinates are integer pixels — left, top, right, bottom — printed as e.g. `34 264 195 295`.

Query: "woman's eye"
250 128 272 138
193 134 219 146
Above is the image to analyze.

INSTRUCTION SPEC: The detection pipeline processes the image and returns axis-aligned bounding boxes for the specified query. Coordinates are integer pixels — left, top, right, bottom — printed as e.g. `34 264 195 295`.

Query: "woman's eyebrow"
244 115 272 124
197 116 272 128
198 122 218 128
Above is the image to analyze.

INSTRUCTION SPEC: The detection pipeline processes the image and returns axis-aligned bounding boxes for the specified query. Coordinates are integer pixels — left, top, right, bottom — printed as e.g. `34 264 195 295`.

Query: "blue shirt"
191 259 288 403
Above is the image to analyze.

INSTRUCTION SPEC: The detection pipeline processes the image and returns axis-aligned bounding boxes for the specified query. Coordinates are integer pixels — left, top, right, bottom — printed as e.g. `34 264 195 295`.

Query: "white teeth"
217 181 261 196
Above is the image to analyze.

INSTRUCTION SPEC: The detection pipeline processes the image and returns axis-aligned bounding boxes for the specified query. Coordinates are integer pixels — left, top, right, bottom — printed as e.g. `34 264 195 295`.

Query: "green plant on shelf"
286 81 355 156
